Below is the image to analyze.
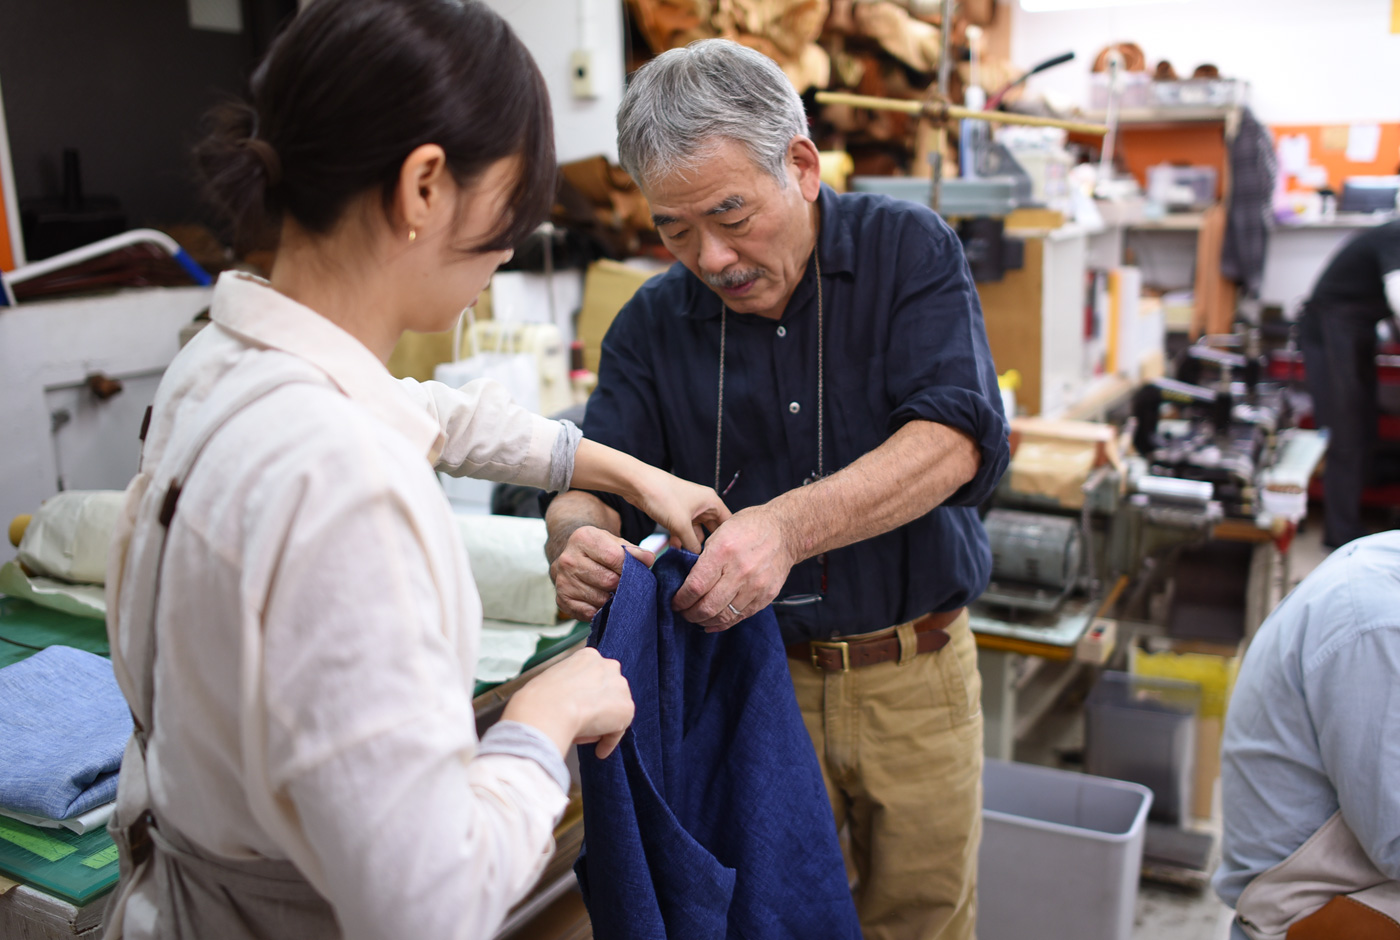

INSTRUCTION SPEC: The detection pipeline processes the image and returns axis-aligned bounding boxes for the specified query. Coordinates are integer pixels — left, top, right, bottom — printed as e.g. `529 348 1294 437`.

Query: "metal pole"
930 0 956 214
816 91 1110 137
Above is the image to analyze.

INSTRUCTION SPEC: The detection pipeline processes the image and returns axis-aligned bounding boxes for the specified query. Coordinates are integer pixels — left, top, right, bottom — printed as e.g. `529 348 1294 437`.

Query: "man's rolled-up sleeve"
884 217 1010 507
577 301 670 544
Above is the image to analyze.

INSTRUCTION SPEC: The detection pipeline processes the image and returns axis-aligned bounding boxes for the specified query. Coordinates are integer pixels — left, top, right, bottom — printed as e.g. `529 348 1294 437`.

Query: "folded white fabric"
0 561 106 620
17 491 125 585
0 801 115 835
457 515 561 626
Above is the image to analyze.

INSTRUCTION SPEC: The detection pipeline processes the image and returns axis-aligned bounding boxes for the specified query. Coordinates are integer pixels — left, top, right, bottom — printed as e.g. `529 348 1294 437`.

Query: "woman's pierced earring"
408 228 417 244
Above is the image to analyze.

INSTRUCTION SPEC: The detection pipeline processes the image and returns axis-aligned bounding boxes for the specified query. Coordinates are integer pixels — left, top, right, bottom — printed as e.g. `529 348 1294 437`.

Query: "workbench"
0 595 591 940
973 428 1325 760
973 578 1125 761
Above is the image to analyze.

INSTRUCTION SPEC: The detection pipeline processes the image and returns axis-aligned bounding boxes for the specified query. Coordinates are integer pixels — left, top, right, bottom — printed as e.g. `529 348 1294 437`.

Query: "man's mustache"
704 268 765 289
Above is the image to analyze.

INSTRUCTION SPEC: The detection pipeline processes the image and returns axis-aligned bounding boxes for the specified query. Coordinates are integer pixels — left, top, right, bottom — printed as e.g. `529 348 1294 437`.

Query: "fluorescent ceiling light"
1020 0 1185 11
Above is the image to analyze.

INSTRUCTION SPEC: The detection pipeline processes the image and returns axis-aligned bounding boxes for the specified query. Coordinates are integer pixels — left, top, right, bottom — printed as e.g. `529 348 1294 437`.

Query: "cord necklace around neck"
714 250 824 491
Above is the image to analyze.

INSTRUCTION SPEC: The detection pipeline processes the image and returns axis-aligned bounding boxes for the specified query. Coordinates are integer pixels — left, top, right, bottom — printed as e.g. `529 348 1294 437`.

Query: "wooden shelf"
1083 106 1240 126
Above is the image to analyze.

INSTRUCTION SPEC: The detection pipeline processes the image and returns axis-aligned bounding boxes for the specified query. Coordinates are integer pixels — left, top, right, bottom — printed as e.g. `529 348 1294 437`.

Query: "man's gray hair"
617 39 809 190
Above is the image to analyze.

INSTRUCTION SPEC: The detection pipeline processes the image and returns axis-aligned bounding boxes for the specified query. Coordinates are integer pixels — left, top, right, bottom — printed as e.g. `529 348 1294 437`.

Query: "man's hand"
671 505 797 632
549 526 654 622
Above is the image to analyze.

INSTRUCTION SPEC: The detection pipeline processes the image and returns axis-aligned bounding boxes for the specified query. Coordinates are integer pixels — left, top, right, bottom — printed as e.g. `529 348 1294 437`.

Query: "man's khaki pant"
788 612 983 940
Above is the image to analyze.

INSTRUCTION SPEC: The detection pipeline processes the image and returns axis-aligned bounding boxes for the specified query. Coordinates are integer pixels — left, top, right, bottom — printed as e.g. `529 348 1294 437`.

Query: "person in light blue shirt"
1214 532 1400 939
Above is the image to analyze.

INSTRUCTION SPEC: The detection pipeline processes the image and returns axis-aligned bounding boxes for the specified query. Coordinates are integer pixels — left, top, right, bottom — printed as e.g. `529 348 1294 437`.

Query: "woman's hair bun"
193 98 281 251
193 0 555 256
242 136 282 188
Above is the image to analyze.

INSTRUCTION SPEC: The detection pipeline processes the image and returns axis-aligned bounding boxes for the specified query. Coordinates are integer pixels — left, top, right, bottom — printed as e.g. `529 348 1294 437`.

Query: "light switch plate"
570 49 596 100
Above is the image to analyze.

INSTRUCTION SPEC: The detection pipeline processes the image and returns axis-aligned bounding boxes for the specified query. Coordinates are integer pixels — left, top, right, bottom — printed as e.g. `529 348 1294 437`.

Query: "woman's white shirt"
111 272 572 939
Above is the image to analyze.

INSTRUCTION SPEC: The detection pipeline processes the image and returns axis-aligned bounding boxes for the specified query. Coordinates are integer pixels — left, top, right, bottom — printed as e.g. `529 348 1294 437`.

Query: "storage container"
1132 638 1241 819
1086 671 1201 824
979 759 1153 940
1089 71 1151 110
1147 164 1218 210
849 176 1019 218
1150 78 1248 109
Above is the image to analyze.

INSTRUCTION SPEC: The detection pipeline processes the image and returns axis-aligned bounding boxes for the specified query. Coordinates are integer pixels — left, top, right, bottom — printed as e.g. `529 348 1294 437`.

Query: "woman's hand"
632 468 731 552
565 439 730 552
503 648 635 759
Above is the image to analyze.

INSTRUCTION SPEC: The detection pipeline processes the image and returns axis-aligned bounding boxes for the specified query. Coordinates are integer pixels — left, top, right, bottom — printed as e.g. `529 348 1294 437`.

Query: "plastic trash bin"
979 759 1153 940
1086 670 1202 824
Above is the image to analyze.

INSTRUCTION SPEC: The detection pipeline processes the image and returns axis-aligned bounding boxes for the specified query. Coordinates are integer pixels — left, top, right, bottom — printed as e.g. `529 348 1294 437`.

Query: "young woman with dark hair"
101 2 727 937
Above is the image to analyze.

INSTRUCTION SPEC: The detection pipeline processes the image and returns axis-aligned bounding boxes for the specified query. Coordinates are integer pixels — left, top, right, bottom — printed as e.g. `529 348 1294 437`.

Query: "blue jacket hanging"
575 550 862 940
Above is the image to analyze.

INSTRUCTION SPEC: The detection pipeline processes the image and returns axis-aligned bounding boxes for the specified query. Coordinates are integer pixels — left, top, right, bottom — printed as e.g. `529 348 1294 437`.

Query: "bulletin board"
1270 123 1400 192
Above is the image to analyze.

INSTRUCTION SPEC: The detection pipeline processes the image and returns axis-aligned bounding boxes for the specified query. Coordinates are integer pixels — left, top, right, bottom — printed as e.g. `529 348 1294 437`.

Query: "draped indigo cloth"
575 550 861 940
0 645 131 819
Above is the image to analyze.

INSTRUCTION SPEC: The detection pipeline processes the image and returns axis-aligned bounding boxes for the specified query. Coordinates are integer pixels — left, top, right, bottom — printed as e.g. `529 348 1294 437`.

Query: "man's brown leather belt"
787 608 965 672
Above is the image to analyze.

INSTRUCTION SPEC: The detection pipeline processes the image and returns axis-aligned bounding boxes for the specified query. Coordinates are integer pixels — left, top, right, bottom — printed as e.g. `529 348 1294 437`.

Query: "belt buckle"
810 639 851 671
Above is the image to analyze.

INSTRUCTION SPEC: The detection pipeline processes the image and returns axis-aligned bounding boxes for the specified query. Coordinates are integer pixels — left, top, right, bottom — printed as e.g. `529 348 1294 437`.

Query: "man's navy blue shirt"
584 184 1010 643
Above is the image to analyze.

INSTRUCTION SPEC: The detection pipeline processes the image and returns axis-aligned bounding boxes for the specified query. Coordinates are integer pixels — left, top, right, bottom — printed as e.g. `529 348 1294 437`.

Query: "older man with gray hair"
544 39 1008 940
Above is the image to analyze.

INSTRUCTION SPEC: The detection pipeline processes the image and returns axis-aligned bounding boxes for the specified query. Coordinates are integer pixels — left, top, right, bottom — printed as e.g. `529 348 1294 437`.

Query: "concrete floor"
1129 509 1341 939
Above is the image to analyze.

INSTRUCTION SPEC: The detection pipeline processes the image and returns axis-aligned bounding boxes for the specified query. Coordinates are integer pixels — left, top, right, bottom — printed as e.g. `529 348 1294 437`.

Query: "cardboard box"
577 260 661 374
386 288 494 382
1006 417 1124 509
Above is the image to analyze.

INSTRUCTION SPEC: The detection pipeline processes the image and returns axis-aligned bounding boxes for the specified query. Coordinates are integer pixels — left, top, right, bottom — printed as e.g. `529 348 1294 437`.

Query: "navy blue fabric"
575 550 861 940
578 184 1009 643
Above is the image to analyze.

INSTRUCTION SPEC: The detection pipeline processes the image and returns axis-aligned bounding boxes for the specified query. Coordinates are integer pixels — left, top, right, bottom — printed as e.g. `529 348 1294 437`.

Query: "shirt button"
776 326 787 337
789 401 801 414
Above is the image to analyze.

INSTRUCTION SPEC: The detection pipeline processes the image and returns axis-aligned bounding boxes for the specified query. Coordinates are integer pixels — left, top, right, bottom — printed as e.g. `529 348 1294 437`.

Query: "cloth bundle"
0 645 132 821
576 550 861 940
2 490 125 621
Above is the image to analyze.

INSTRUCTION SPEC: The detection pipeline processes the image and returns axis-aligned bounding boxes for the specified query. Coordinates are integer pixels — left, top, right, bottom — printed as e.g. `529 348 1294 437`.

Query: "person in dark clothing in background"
1298 219 1400 548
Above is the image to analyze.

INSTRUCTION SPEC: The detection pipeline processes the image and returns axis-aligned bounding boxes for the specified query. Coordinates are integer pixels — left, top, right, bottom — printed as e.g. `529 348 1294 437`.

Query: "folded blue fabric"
576 551 862 940
0 645 131 820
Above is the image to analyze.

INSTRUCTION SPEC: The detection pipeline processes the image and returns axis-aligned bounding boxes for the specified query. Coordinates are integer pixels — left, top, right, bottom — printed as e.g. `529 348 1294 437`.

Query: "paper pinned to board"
1347 123 1382 164
1276 134 1310 176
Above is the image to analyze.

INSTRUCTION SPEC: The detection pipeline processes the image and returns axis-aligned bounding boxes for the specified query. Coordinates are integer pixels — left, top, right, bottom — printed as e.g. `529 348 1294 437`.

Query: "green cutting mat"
0 597 121 904
0 816 120 905
0 596 109 669
0 596 583 906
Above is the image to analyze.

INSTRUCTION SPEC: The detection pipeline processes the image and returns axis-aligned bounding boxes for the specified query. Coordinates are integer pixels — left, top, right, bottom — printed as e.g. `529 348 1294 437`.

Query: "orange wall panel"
1270 123 1400 192
0 182 14 271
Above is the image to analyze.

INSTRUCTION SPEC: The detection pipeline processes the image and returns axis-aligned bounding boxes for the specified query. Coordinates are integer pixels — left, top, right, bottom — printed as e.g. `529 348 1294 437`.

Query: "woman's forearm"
567 439 658 504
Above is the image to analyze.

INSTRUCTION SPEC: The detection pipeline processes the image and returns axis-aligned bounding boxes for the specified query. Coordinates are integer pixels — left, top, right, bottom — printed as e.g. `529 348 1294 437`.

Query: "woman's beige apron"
102 374 340 940
1235 810 1400 940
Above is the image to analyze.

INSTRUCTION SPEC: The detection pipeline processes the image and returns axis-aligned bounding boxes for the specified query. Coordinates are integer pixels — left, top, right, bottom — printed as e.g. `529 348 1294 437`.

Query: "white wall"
483 0 626 164
1009 0 1400 125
